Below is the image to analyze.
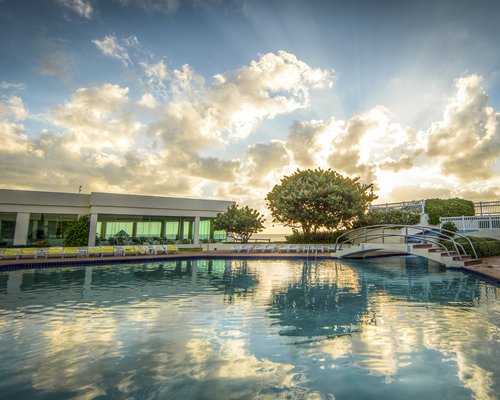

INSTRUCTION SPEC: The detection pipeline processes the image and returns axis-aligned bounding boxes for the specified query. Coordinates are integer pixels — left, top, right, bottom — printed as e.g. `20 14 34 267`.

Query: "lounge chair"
280 244 293 252
266 244 278 252
1 249 20 259
122 245 138 256
47 247 63 258
137 245 151 255
165 245 178 253
100 246 116 257
113 246 124 256
62 247 79 258
152 245 166 254
88 247 103 257
20 248 38 259
254 244 268 252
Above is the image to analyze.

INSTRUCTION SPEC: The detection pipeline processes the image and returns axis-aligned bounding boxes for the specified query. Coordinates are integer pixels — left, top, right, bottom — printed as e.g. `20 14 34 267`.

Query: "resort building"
0 189 234 247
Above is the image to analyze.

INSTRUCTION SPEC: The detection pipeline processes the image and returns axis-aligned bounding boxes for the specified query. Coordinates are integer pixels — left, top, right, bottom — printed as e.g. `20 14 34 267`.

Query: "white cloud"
50 83 137 153
57 0 93 19
140 59 169 99
0 81 25 91
141 60 168 81
0 95 28 121
93 35 131 66
138 93 159 109
424 74 500 182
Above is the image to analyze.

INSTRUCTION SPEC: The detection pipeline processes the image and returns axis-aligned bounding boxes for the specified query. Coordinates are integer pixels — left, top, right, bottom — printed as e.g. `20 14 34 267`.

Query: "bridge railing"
334 224 478 260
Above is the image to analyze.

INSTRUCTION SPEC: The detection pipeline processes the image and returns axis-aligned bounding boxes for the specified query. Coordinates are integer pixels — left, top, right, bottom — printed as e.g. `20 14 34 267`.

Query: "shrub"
441 221 458 234
425 198 475 225
63 215 90 247
355 209 421 228
444 236 500 258
285 230 346 244
34 239 50 247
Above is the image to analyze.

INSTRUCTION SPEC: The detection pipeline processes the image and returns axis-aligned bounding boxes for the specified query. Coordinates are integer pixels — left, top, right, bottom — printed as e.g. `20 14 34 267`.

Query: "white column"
193 216 200 245
88 213 98 246
13 212 30 246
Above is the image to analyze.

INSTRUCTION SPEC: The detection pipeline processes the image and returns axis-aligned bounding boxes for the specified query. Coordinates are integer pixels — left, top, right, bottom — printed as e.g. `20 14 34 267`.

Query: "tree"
266 168 377 233
212 204 265 243
63 215 90 246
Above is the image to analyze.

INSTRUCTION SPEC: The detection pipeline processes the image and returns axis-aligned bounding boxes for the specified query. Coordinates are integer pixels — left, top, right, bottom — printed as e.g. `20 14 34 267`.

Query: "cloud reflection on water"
0 259 498 399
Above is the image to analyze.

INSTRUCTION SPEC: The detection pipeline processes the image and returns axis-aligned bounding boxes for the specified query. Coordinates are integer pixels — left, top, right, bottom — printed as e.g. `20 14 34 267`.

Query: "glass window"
0 213 16 246
199 218 227 242
95 215 199 244
27 213 80 246
199 219 211 241
165 221 179 241
136 222 161 237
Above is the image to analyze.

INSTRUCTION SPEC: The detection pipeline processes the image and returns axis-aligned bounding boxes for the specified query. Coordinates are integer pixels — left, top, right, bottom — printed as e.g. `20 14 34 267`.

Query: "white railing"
475 201 500 216
440 215 500 231
370 200 425 213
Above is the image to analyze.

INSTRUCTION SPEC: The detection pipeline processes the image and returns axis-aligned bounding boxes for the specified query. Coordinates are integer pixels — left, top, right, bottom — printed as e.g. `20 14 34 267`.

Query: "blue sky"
1 0 500 230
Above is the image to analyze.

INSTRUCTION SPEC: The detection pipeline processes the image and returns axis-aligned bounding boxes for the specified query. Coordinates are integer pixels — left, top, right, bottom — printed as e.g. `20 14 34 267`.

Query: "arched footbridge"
331 225 482 268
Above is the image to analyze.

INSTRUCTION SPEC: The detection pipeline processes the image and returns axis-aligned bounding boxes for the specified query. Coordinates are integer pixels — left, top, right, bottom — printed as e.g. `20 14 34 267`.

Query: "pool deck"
0 251 499 284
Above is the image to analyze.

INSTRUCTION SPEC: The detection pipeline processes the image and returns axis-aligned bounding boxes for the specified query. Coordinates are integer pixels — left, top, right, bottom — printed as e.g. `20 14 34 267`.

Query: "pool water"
0 257 498 399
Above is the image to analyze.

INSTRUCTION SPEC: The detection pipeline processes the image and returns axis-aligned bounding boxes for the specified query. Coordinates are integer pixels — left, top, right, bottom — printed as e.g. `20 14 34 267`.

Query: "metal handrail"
334 224 478 260
342 227 466 256
337 232 466 258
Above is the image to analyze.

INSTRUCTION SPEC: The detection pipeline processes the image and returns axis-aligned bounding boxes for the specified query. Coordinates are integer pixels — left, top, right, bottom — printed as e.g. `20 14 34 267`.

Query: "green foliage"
213 204 265 243
441 222 458 234
425 198 475 225
34 239 50 247
63 215 90 246
266 169 377 233
355 209 421 228
444 236 500 258
285 230 345 244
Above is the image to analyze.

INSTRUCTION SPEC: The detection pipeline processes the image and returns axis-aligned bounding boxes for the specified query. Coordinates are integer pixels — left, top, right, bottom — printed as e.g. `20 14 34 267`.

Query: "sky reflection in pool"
0 257 498 399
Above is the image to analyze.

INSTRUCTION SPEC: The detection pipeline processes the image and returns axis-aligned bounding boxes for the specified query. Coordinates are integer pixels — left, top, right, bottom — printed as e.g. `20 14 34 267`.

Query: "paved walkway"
0 251 499 284
463 256 500 283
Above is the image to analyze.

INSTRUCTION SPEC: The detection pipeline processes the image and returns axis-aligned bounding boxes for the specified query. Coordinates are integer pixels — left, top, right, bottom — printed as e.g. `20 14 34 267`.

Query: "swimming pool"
0 257 498 399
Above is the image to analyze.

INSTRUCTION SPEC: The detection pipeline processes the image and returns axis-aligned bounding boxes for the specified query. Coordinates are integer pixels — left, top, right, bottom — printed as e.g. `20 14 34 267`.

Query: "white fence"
440 215 500 231
475 201 500 216
370 200 425 213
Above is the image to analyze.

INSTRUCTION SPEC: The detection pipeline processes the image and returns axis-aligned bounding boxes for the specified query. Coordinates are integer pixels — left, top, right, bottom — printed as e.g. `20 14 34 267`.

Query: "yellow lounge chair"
20 248 38 259
122 245 138 256
47 247 63 258
1 249 20 259
99 246 115 257
62 247 79 258
88 246 103 257
166 245 179 253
